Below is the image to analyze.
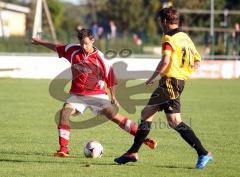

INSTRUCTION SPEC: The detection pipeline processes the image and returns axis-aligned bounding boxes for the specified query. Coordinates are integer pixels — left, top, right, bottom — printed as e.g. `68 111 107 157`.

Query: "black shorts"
147 77 185 114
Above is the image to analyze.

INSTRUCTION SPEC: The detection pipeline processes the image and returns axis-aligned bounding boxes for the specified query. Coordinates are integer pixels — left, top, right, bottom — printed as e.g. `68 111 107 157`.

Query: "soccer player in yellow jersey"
115 7 213 169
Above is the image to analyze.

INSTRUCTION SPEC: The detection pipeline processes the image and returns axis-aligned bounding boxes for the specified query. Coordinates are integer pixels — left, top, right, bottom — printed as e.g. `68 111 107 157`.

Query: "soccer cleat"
54 150 69 158
195 152 213 169
114 153 138 164
143 138 158 149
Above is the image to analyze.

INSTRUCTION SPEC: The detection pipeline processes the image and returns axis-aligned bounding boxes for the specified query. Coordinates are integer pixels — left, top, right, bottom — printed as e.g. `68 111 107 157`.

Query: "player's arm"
32 38 58 51
146 43 171 86
103 59 119 106
108 86 119 106
192 50 201 70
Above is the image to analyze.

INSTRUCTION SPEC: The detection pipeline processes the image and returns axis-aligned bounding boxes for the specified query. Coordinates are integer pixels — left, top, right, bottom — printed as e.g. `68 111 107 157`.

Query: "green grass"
0 78 240 177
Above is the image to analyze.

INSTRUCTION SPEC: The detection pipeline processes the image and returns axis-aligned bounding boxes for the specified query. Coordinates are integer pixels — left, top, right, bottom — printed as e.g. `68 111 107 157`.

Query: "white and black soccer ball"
84 141 103 158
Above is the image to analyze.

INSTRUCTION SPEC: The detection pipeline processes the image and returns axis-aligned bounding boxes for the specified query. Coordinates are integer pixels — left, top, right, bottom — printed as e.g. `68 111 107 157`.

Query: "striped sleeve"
55 44 80 63
97 50 118 88
162 42 173 56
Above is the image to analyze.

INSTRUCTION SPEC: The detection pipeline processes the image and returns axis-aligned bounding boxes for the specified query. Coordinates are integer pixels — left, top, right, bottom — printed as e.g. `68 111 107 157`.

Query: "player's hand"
111 97 120 107
146 78 155 86
31 37 42 45
192 61 201 70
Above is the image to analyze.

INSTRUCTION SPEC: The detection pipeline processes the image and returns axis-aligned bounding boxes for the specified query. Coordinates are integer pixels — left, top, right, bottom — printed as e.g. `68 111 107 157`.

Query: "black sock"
175 122 208 156
127 120 152 153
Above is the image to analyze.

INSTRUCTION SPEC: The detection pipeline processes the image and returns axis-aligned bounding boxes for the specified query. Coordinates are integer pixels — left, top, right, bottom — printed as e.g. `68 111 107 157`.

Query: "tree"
1 0 25 5
47 0 64 31
104 0 146 34
225 0 240 25
60 3 85 41
143 0 161 43
174 0 229 28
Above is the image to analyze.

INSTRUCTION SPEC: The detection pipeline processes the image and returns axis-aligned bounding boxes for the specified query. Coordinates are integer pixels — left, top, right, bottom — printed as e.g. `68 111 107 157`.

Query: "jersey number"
181 47 194 68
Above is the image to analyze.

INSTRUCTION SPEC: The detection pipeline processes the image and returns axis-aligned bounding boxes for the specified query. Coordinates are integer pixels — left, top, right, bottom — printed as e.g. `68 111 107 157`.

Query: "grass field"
0 78 240 177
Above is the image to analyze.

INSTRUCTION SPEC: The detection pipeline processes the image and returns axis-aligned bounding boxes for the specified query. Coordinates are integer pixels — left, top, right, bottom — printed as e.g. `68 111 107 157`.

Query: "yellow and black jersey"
161 28 201 80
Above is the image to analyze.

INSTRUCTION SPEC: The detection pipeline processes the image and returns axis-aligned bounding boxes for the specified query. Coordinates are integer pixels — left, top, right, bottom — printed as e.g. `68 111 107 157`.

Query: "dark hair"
77 28 94 40
157 7 179 25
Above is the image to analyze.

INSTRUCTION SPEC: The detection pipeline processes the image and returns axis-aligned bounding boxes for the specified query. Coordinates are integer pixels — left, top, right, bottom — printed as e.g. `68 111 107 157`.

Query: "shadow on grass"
0 151 57 157
155 164 194 170
0 150 87 159
0 151 192 169
0 158 118 167
0 158 194 169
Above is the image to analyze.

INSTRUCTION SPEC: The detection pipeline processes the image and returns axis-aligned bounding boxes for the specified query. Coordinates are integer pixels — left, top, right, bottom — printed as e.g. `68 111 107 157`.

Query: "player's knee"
102 107 116 119
141 108 148 118
168 119 182 128
62 104 74 111
141 106 155 121
61 104 75 117
166 114 182 128
167 120 176 128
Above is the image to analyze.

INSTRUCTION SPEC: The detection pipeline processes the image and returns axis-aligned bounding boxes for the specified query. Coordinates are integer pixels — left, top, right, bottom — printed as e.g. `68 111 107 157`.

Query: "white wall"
0 55 239 79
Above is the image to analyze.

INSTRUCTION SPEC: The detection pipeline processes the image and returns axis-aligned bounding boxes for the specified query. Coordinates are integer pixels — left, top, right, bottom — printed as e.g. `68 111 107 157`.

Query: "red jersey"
55 44 117 95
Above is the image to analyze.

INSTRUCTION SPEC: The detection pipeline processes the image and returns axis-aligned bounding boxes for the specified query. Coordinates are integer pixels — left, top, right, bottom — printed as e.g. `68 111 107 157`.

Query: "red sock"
119 118 137 136
58 124 70 153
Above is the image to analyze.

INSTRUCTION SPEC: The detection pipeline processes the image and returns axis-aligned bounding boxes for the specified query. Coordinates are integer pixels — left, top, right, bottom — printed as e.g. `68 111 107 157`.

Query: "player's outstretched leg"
174 122 213 169
54 124 70 158
102 107 157 150
118 117 157 149
54 104 76 158
114 120 152 164
114 105 158 164
167 113 213 169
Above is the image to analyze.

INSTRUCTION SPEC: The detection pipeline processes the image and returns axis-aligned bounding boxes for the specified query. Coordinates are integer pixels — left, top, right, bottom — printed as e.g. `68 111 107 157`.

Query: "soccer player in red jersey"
32 29 157 157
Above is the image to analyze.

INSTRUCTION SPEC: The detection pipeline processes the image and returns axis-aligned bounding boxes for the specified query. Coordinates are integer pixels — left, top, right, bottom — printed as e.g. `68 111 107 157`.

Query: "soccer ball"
84 141 103 158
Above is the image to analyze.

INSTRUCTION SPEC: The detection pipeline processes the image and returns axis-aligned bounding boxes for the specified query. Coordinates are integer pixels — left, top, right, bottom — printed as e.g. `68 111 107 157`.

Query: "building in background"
0 1 30 37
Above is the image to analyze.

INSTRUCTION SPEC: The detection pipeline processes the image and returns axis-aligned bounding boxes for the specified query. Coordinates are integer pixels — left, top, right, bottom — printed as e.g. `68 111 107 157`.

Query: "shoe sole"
54 152 69 158
114 157 138 164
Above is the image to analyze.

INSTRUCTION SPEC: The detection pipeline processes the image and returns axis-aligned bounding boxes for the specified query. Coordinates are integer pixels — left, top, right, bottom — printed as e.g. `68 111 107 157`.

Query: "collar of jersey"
166 28 182 36
82 46 98 59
